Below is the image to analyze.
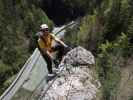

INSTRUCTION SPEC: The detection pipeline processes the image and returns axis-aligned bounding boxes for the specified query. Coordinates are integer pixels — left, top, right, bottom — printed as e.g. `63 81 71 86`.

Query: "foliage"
127 17 133 44
0 0 133 98
129 96 133 100
65 14 104 52
96 34 125 99
0 0 53 94
64 0 133 99
103 0 130 41
96 33 133 100
40 0 106 25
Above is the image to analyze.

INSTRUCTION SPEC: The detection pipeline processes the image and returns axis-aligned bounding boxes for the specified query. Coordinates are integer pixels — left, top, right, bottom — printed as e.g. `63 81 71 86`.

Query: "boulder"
60 46 95 66
41 46 100 100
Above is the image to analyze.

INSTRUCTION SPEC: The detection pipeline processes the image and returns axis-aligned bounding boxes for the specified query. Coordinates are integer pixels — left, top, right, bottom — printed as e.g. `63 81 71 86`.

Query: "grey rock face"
60 46 95 66
41 46 100 100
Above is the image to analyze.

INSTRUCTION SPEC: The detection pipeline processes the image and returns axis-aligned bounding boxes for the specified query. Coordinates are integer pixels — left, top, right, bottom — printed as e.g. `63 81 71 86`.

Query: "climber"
36 24 69 81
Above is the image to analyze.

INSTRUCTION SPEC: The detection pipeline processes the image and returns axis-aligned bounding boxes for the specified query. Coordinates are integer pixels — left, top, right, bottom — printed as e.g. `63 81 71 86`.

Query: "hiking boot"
56 64 64 74
46 73 57 82
53 59 60 68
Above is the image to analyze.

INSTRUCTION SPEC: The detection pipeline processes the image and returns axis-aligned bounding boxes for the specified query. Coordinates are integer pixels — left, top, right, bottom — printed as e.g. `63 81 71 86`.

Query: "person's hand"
64 44 68 48
64 46 72 55
46 50 53 58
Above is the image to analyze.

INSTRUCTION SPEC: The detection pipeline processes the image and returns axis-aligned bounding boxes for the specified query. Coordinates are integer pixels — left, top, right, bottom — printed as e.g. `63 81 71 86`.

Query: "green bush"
96 32 133 99
96 41 121 100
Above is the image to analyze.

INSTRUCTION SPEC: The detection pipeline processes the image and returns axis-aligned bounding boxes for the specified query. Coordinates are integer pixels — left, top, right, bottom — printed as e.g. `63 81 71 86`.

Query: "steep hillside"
0 0 133 99
0 0 53 94
116 57 133 100
39 0 102 25
64 0 133 99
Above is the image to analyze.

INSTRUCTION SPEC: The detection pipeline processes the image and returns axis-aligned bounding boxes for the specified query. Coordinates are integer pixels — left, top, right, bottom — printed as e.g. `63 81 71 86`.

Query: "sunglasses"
41 28 49 32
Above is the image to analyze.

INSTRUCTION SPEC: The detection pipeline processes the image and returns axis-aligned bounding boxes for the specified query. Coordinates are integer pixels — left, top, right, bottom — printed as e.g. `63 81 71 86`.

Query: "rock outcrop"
40 46 101 100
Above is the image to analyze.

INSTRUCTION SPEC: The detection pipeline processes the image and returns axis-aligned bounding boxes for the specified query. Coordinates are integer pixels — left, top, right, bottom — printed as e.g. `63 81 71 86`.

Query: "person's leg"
41 52 57 82
42 52 53 74
52 43 71 62
37 45 53 74
52 43 65 62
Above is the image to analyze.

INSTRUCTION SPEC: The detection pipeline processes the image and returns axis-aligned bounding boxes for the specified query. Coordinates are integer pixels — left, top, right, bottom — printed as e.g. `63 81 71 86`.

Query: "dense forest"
64 0 133 99
0 0 133 100
0 0 53 95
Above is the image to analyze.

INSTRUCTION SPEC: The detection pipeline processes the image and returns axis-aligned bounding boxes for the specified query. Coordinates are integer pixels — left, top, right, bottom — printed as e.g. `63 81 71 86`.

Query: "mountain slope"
0 0 53 94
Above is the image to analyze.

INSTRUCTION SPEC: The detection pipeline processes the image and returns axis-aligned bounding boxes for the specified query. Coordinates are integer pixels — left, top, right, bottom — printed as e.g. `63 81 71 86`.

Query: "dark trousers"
52 43 65 62
38 43 66 74
41 52 53 74
37 45 53 74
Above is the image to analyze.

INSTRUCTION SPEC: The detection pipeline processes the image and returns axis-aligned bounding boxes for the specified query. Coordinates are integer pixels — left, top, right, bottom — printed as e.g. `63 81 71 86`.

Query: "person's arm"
55 37 68 47
40 48 53 58
51 34 68 47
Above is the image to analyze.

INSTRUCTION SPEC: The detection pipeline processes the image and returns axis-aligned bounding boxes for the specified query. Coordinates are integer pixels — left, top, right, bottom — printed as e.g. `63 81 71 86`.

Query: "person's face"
42 28 49 35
